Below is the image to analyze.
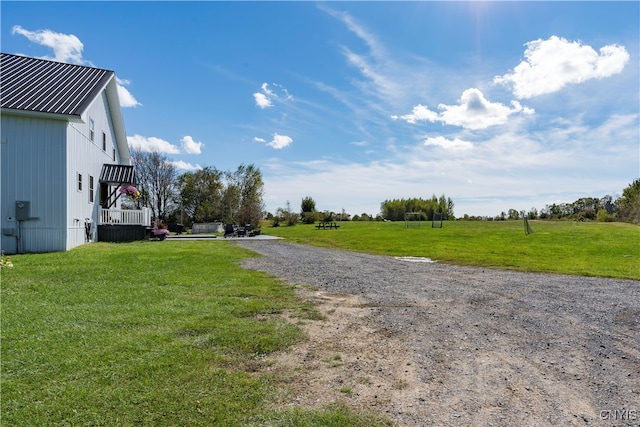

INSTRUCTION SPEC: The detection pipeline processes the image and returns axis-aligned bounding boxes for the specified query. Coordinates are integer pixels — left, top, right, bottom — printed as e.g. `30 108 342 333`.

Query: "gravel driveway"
238 240 639 426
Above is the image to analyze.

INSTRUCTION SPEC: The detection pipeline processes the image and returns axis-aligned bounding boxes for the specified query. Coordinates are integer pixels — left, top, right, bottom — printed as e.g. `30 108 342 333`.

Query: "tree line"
380 196 455 221
126 151 639 228
127 151 264 228
539 179 639 223
268 194 455 226
279 180 639 226
461 179 640 224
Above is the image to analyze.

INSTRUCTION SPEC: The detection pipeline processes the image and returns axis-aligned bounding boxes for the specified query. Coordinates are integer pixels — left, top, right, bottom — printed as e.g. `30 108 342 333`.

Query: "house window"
112 148 116 161
77 173 83 191
102 132 106 151
89 118 95 141
89 176 94 202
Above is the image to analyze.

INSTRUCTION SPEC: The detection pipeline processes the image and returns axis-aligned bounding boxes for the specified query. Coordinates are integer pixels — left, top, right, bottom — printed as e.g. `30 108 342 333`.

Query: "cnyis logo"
599 409 638 421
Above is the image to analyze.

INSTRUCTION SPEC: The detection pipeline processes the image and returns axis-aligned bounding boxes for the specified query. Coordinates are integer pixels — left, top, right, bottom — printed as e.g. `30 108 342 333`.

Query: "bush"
597 209 616 222
301 211 318 224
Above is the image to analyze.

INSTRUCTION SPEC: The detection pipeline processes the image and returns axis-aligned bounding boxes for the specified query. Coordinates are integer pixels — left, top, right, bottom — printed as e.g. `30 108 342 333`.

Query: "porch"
99 207 152 226
97 164 152 243
97 207 152 243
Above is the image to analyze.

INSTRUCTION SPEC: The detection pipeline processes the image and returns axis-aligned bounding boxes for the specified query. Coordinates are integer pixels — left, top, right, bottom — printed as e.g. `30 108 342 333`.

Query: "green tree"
301 196 316 213
446 197 455 220
177 167 224 224
600 195 616 215
230 164 265 228
220 181 240 225
277 201 298 226
300 196 318 224
508 209 520 220
617 179 640 224
380 195 455 221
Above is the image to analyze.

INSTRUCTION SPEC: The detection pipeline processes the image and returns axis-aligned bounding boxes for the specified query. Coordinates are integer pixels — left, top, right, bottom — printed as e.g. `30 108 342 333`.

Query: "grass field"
2 220 637 426
1 242 391 426
263 220 640 280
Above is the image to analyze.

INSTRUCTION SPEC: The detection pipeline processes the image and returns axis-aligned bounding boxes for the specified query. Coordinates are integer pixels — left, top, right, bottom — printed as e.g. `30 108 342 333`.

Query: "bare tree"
131 150 177 221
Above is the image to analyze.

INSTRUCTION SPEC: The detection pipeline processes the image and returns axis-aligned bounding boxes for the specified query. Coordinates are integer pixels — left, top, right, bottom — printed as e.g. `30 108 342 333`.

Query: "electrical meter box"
16 201 31 221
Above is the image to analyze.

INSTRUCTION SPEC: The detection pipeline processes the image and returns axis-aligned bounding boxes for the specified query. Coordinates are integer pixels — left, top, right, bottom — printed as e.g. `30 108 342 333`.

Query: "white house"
1 53 150 254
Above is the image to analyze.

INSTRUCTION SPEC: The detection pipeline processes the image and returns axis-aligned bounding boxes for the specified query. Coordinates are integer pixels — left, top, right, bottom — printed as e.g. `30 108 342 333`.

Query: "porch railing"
99 207 152 226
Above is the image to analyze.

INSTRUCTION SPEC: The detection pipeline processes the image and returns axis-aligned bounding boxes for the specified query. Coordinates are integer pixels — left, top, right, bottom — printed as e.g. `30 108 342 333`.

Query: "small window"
89 118 95 141
112 148 116 161
102 132 106 151
77 173 83 191
89 176 95 202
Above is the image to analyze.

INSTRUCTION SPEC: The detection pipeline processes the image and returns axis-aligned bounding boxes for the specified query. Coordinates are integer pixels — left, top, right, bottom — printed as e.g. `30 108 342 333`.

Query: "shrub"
597 209 616 222
301 211 318 224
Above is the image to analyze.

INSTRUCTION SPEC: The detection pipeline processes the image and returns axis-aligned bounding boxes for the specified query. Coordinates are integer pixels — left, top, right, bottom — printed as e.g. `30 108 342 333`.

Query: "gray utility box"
16 201 31 221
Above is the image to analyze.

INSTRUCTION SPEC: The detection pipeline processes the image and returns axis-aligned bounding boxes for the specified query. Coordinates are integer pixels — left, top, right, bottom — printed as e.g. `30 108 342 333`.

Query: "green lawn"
1 242 391 426
263 220 640 280
2 220 636 426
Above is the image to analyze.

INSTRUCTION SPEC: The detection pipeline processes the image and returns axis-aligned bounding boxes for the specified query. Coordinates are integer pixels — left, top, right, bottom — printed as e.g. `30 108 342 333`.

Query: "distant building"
1 53 149 254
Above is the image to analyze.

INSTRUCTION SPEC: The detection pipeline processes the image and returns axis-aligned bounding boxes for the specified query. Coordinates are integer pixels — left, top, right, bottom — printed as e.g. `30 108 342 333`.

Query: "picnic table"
315 221 340 230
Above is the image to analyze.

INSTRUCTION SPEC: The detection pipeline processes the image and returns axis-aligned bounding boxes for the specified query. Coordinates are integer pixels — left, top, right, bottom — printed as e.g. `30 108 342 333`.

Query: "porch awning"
99 164 136 184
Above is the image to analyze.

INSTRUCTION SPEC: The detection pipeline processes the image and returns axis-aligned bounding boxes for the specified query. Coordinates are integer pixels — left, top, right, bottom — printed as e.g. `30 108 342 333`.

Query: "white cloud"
12 26 142 109
127 134 180 154
424 136 473 150
169 160 202 171
438 88 534 130
321 5 403 102
12 25 85 65
263 107 638 218
180 135 204 154
276 84 293 101
254 92 273 109
254 137 266 143
343 47 399 100
264 133 293 149
391 104 438 124
393 88 534 130
494 35 630 99
260 82 273 96
320 5 386 60
253 82 293 108
116 77 141 108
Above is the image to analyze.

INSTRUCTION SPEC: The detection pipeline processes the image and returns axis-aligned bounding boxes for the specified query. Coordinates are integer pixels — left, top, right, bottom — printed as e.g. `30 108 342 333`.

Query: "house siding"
1 54 131 253
66 90 122 248
1 114 67 254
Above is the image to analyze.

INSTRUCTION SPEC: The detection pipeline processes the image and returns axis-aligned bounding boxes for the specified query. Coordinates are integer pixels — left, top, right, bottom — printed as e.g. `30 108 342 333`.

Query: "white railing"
99 207 151 226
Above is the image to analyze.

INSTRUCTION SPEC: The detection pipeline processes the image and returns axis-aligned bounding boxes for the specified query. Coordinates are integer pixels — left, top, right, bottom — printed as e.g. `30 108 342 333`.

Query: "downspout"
15 220 22 254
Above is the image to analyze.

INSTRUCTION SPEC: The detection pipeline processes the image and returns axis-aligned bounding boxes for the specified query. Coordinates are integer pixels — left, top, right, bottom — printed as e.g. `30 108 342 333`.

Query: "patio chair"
223 224 237 238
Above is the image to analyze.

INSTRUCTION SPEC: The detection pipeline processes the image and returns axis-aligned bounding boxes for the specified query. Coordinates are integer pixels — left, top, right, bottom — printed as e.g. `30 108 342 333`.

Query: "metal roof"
99 164 136 184
0 53 114 117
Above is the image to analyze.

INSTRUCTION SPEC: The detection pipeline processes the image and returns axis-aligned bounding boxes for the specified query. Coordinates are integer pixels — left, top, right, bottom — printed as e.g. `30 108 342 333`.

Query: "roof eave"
0 107 82 122
103 77 131 166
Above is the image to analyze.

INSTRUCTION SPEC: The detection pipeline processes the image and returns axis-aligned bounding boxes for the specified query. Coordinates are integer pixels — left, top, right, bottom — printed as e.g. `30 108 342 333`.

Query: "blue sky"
2 1 638 217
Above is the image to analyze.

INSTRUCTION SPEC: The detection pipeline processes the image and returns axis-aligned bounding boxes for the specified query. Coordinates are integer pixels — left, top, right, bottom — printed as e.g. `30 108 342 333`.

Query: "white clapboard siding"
1 53 131 253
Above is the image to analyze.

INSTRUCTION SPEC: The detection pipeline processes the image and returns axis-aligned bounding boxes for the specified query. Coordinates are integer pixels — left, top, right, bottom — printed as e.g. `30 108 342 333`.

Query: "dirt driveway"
239 240 639 426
